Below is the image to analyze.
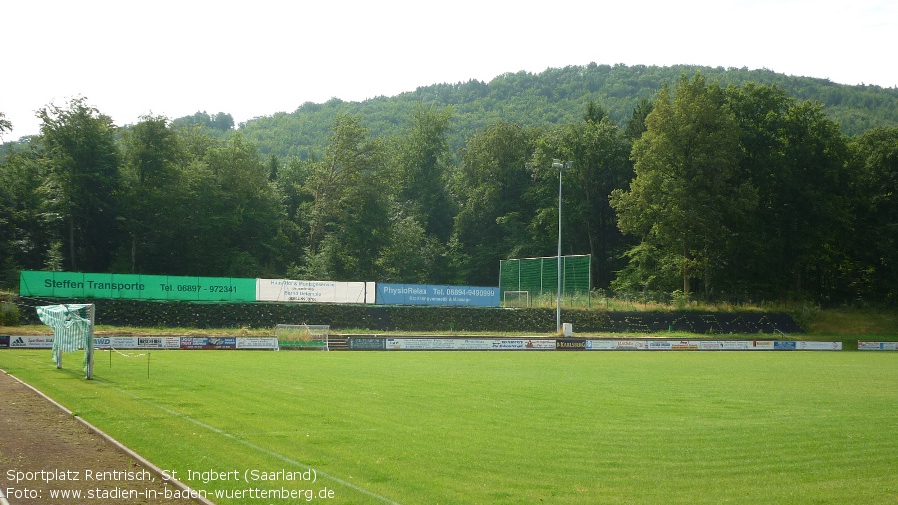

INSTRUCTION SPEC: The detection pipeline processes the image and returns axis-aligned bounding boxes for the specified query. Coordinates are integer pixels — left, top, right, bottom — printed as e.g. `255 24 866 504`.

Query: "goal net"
36 304 95 379
275 324 330 350
499 254 591 306
503 290 531 307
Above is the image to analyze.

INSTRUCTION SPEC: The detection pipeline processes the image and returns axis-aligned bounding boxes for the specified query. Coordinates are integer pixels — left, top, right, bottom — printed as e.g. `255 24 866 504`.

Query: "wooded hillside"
1 64 896 306
239 63 898 159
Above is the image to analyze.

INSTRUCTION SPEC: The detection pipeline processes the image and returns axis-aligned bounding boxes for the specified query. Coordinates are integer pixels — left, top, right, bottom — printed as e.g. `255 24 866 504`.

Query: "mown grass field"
1 348 897 504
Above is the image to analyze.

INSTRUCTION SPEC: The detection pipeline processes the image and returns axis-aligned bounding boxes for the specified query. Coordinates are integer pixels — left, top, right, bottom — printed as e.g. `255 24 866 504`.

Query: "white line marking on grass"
108 385 403 505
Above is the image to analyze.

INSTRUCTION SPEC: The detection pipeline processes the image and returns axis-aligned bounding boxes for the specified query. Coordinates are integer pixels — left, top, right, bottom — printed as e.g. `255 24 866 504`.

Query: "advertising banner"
236 337 279 350
774 341 797 350
135 337 176 349
586 340 619 350
795 341 843 350
587 340 764 351
349 337 387 350
382 338 554 350
556 338 587 350
491 340 526 350
376 283 500 307
93 337 113 349
257 279 374 304
502 338 551 350
94 336 181 349
614 340 647 350
459 339 495 350
180 337 237 350
0 335 9 348
9 336 54 348
19 271 256 302
385 338 469 350
752 341 775 350
524 339 557 350
859 341 898 350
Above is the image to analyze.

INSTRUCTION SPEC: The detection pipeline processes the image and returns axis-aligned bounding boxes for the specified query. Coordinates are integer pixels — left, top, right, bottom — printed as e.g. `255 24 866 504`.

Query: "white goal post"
274 324 330 350
503 290 531 307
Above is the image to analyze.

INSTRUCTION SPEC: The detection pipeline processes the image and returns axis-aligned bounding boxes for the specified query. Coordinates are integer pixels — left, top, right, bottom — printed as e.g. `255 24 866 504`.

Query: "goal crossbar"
275 324 330 350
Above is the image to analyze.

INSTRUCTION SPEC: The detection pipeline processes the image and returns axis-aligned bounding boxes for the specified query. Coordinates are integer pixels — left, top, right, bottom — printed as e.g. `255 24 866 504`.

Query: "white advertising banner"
859 341 898 350
584 339 818 351
615 340 647 350
587 340 622 350
524 339 557 350
795 341 843 350
9 336 54 348
236 337 279 350
93 336 180 349
386 338 464 350
383 338 556 350
256 279 375 304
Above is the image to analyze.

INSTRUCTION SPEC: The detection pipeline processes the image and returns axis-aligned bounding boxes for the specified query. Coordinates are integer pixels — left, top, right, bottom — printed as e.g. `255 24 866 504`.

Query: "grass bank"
1 306 895 339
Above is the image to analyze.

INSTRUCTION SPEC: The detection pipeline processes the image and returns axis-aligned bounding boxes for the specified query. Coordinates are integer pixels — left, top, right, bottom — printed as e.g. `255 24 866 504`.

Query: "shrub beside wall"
0 302 20 326
17 298 804 334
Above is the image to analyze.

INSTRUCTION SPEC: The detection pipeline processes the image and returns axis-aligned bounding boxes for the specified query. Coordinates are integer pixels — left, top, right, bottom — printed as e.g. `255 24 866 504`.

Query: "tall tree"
847 126 898 304
200 133 283 276
0 150 54 285
726 83 851 298
773 101 851 297
119 115 186 273
0 112 11 139
624 97 653 141
453 120 541 285
395 104 455 241
301 113 390 280
611 74 754 295
38 97 122 272
531 107 633 289
376 105 458 283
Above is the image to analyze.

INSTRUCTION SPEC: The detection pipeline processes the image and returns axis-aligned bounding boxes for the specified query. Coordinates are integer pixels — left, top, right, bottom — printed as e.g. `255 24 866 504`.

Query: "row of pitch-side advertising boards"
350 338 847 350
0 335 279 350
5 336 898 351
19 271 500 307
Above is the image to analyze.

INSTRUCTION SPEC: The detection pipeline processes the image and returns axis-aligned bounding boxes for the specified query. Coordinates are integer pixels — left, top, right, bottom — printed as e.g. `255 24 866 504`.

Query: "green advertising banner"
20 271 256 302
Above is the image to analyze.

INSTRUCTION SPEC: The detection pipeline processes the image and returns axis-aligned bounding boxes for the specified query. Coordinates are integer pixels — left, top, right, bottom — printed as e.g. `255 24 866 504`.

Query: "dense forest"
237 63 898 160
1 64 896 306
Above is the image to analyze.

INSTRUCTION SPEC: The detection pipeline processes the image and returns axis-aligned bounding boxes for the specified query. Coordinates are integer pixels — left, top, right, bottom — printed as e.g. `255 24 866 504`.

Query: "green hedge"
17 298 803 334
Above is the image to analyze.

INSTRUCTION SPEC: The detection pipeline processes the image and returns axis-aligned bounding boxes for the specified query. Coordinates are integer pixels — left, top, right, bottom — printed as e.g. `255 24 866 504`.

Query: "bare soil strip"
0 369 210 505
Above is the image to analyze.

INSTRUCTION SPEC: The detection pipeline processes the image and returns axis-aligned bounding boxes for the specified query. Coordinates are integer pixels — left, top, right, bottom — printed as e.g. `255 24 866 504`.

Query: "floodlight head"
552 159 572 172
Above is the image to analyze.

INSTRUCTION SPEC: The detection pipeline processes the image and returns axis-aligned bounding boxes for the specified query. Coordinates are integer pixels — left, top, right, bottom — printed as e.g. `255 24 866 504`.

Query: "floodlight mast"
552 159 571 332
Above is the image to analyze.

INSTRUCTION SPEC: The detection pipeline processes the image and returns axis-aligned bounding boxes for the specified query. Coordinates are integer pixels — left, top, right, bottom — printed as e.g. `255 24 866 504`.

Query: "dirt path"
0 370 206 505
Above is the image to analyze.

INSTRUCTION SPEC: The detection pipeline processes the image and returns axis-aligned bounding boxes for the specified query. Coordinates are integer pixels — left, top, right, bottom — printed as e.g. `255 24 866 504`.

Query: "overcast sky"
2 0 895 141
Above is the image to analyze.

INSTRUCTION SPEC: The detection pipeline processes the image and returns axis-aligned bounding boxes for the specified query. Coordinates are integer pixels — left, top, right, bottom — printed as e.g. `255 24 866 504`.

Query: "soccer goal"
36 304 95 379
503 290 531 307
275 324 330 351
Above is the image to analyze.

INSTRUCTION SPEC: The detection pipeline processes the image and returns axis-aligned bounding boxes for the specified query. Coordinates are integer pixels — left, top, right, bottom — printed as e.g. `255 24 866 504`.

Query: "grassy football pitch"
1 349 896 504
